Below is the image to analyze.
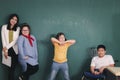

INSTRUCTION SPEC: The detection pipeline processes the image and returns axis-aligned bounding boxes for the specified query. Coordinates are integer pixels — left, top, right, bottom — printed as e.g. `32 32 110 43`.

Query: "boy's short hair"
97 45 106 51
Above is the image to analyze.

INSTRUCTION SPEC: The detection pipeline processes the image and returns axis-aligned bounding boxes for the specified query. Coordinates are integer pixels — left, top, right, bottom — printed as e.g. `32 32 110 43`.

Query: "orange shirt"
53 42 71 63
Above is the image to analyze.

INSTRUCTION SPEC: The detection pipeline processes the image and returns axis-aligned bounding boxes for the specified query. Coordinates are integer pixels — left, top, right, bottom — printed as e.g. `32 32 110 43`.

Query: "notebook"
2 51 11 67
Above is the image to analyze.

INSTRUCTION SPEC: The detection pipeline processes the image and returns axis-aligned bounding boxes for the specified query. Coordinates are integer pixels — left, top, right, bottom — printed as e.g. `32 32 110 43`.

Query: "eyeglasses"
22 30 29 31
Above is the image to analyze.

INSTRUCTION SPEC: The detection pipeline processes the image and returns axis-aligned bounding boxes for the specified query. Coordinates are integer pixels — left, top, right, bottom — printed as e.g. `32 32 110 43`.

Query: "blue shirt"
17 35 38 71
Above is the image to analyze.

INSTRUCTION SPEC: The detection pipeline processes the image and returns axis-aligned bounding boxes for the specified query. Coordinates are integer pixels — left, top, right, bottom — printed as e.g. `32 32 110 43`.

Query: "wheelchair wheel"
81 75 89 80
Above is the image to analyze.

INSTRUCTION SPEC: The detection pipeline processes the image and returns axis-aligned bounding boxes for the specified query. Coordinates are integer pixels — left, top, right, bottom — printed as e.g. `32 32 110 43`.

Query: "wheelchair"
81 71 105 80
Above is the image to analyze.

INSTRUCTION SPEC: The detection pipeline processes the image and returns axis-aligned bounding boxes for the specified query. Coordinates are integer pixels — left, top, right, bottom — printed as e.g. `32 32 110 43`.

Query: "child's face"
97 48 106 58
22 26 30 36
58 35 65 42
10 16 18 27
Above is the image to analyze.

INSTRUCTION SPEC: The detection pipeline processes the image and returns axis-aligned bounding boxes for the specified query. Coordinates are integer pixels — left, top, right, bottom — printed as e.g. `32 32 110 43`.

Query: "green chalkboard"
0 0 120 80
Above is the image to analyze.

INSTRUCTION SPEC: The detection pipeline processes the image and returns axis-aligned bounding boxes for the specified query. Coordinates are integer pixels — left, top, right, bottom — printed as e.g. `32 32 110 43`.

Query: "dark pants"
8 47 18 80
22 63 39 80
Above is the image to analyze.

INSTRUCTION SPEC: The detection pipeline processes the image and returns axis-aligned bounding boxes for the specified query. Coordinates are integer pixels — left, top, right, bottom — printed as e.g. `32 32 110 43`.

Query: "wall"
0 0 120 80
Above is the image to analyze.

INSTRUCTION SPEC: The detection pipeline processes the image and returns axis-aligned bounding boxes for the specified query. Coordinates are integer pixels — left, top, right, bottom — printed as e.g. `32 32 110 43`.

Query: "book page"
2 51 11 67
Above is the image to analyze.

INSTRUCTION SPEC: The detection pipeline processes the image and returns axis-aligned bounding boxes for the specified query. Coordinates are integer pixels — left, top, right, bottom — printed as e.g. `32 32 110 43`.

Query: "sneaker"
19 75 24 80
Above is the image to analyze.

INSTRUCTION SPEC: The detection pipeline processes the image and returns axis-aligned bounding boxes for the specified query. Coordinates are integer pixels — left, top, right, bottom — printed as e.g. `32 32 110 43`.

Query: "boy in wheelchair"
82 45 115 80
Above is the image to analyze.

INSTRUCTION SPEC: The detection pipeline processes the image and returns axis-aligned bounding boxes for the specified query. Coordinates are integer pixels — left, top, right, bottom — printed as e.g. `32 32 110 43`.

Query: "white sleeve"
1 25 7 48
90 57 96 67
6 27 20 49
109 55 115 64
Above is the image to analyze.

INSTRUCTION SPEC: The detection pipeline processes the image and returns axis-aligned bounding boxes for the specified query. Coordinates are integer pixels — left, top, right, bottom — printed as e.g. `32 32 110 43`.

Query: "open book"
107 67 120 76
2 51 11 67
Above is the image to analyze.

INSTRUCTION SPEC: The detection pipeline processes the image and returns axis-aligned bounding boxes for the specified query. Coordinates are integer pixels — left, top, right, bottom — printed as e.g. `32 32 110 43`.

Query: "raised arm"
66 40 76 45
51 37 61 44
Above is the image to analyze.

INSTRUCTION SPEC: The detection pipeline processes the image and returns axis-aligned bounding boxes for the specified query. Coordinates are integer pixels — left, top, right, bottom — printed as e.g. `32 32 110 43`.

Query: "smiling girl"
17 23 39 80
1 14 20 80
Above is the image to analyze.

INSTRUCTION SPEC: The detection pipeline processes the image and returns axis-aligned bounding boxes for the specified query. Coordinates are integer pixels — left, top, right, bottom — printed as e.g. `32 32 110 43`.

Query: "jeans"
49 62 70 80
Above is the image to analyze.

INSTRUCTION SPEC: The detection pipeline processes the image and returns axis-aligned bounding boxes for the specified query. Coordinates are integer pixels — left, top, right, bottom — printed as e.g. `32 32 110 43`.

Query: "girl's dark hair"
7 14 19 31
20 23 31 35
97 45 106 51
56 32 67 41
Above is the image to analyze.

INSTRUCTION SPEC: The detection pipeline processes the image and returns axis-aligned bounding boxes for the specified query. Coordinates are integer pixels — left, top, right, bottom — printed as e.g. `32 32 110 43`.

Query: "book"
2 51 11 67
